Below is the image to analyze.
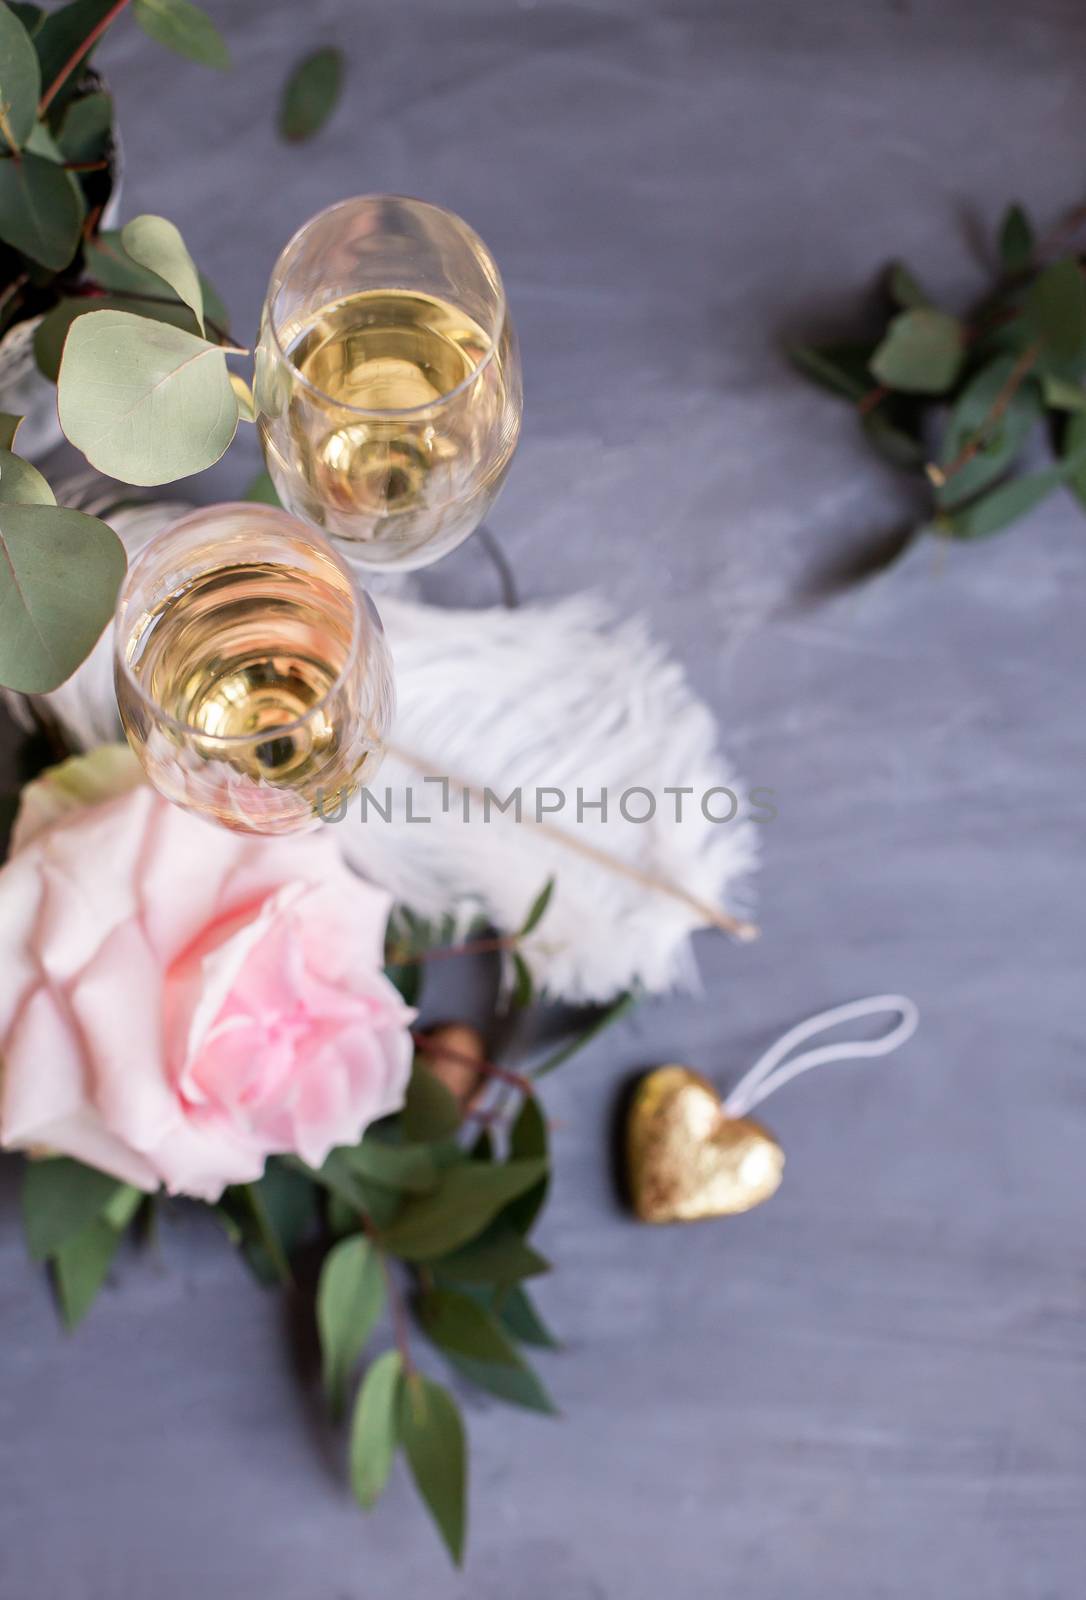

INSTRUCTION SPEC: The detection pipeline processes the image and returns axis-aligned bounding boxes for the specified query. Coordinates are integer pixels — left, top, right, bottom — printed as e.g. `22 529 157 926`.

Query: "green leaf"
279 46 344 142
399 1375 466 1565
444 1350 557 1415
243 467 281 506
21 1157 125 1261
520 876 555 934
133 0 229 68
0 503 126 692
350 1350 402 1509
57 309 239 485
56 87 112 162
935 355 1041 508
0 149 84 269
870 309 964 394
381 1159 549 1261
433 1223 549 1286
999 203 1034 275
403 1063 462 1143
0 0 42 148
0 444 55 505
33 292 203 384
317 1235 386 1416
1063 410 1086 511
503 1094 549 1234
33 0 118 92
121 213 205 333
943 464 1067 539
101 1182 142 1230
531 990 638 1080
886 261 930 310
7 4 44 34
421 1287 526 1367
1023 258 1086 378
499 1284 560 1349
0 412 22 449
788 341 873 402
53 1216 121 1329
346 1137 439 1195
1042 374 1086 412
861 406 925 469
511 950 534 1009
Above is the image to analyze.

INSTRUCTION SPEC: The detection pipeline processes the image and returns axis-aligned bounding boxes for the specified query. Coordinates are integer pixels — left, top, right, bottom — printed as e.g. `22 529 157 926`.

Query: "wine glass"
114 503 394 835
254 195 522 571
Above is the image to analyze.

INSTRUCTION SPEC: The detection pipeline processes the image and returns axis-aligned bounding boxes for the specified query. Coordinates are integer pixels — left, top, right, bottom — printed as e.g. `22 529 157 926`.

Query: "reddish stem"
392 933 519 967
410 1029 533 1096
39 0 135 114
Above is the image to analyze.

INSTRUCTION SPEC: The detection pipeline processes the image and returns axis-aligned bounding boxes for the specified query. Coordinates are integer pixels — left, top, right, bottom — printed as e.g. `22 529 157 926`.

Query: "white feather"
6 488 758 1001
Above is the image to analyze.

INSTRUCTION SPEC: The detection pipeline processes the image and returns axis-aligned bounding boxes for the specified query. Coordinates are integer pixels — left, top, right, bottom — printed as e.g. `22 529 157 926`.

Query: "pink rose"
0 750 414 1200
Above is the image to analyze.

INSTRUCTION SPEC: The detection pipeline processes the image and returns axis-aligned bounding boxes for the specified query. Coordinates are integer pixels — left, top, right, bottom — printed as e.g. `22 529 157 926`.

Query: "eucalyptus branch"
39 0 134 114
926 342 1039 489
78 280 235 346
0 103 21 157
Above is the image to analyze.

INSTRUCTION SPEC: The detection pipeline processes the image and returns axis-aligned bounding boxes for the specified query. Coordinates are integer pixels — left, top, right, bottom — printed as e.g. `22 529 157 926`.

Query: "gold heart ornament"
627 1066 784 1223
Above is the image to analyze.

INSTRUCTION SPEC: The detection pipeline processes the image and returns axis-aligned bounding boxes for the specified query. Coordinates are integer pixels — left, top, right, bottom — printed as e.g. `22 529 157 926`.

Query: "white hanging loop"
723 995 919 1119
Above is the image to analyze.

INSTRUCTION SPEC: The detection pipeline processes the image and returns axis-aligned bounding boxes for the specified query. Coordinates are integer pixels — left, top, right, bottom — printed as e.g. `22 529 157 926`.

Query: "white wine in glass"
115 505 394 835
255 196 522 572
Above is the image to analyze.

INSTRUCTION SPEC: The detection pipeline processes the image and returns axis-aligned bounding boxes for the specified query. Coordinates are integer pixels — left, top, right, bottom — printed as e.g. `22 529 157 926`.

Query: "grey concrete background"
2 1 1085 1595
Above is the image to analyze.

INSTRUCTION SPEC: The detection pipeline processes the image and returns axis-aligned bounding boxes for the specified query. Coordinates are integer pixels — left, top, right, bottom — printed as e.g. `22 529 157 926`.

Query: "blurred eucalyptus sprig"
0 0 230 694
792 200 1086 550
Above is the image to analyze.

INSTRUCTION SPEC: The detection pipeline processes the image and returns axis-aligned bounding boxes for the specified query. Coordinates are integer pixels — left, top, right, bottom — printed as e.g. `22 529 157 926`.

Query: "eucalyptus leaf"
433 1224 549 1286
943 464 1067 539
317 1235 386 1416
421 1288 524 1366
279 46 344 142
57 88 112 162
58 309 239 485
0 149 84 269
934 354 1041 508
350 1350 402 1509
1023 258 1086 379
503 1094 549 1234
21 1157 126 1262
399 1375 466 1565
0 0 42 148
381 1159 548 1261
344 1137 438 1195
887 261 930 310
499 1284 560 1349
998 203 1034 275
444 1350 557 1416
1042 374 1086 412
0 412 23 448
133 0 230 69
33 292 201 383
230 372 254 422
519 875 555 936
1063 410 1086 511
861 407 926 469
122 213 204 332
0 502 126 691
0 445 55 505
788 341 873 402
33 0 118 94
870 308 964 394
403 1064 462 1143
511 950 533 1008
54 1216 121 1329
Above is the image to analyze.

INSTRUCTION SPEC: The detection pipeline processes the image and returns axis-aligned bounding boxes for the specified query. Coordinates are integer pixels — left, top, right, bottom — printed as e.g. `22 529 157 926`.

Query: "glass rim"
113 502 370 748
263 193 509 419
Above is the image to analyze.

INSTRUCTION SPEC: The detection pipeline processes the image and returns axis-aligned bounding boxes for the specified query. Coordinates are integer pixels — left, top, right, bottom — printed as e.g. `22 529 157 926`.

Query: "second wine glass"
255 195 523 572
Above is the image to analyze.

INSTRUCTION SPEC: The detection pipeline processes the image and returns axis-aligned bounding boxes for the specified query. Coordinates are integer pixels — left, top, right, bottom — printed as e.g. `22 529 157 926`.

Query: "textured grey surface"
2 1 1086 1596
